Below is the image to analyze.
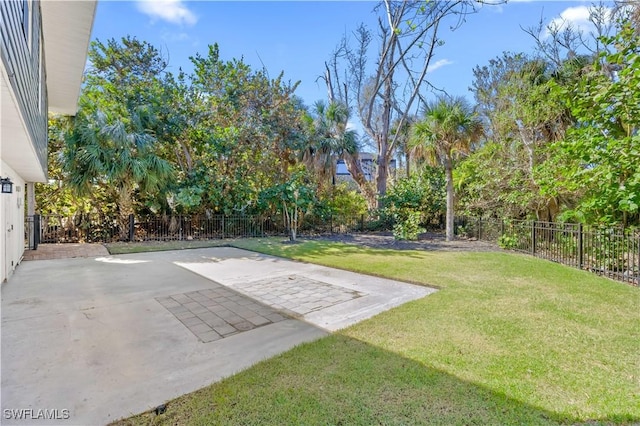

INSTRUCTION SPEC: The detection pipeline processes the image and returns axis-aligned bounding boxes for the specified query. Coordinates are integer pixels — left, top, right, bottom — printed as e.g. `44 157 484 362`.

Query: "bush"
383 168 444 240
382 168 445 226
315 183 368 218
498 234 518 249
393 210 425 241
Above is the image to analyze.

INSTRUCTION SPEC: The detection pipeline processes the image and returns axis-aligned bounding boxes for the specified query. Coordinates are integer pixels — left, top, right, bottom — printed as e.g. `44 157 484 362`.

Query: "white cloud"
136 0 198 26
427 59 453 73
546 5 612 37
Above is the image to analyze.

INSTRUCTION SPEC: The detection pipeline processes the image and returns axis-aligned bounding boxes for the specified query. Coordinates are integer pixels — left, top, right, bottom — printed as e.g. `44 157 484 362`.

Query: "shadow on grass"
232 237 431 260
112 238 431 267
111 333 635 426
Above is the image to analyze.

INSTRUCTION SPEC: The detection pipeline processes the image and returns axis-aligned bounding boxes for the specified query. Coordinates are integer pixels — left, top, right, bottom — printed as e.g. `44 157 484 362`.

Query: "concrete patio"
1 247 435 425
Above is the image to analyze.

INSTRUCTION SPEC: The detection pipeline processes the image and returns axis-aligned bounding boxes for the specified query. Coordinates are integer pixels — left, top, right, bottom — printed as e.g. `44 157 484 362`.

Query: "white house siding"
0 161 25 282
0 0 95 282
1 0 45 282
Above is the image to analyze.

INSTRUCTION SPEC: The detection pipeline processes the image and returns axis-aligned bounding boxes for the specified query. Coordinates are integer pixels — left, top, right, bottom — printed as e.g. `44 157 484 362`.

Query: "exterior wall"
1 0 44 282
0 161 26 282
1 0 94 282
0 0 48 173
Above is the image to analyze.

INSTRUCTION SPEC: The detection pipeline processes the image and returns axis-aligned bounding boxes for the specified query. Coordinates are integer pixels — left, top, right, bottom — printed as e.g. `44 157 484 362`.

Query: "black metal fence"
457 217 640 286
25 215 40 250
26 212 637 286
25 214 282 244
25 213 388 246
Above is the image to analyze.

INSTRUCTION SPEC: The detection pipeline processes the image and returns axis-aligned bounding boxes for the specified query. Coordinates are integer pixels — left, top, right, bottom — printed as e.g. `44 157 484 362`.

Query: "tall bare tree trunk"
405 150 411 177
344 154 377 209
376 152 389 208
375 64 395 208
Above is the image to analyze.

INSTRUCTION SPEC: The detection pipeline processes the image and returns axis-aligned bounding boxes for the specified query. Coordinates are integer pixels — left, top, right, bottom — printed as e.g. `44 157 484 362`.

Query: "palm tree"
303 101 376 207
302 101 339 190
64 109 174 240
410 97 483 241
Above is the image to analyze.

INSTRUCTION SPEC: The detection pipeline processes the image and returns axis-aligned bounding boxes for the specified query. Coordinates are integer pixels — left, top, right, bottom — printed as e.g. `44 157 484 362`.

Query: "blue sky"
90 1 611 108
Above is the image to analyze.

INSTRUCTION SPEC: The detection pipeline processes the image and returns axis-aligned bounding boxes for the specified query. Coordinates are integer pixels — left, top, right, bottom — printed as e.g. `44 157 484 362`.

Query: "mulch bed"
303 231 500 252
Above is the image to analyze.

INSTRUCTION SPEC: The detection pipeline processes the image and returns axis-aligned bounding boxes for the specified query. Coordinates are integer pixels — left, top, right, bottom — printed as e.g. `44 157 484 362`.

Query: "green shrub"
498 234 518 249
314 183 368 219
383 167 445 240
382 168 445 226
393 210 425 241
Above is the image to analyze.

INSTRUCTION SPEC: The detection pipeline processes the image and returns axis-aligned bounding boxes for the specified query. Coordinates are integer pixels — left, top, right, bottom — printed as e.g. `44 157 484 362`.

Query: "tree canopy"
39 3 640 236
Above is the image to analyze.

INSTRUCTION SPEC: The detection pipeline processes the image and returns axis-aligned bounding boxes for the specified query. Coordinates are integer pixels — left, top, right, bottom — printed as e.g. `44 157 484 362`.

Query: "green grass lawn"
114 238 640 425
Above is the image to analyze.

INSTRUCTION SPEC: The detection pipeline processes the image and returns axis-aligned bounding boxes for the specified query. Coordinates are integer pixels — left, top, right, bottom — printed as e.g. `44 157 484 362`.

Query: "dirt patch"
23 243 110 261
304 232 500 252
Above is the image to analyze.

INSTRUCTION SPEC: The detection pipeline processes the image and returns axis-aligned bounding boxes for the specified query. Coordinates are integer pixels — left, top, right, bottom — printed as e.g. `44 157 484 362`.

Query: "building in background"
335 153 397 187
1 0 96 282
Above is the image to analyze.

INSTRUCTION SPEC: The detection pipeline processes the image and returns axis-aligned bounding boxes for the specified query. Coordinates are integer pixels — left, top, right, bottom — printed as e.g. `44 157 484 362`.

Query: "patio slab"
1 247 435 425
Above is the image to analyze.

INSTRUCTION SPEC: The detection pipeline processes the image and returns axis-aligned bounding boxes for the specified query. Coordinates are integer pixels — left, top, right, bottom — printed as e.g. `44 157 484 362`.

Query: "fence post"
128 214 135 242
221 216 225 239
330 215 333 234
500 219 504 237
478 217 482 240
34 214 40 250
531 221 537 256
360 214 364 232
578 223 584 269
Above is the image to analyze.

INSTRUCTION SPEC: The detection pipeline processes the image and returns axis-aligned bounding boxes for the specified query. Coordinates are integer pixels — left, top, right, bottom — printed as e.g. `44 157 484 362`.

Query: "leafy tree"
544 21 640 225
410 97 482 241
464 52 577 220
259 169 316 241
455 141 537 219
173 44 306 216
83 36 167 119
461 12 639 227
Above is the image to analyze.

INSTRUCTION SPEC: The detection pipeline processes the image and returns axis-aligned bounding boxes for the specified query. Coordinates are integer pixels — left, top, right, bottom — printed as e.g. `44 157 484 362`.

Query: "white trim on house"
41 0 97 115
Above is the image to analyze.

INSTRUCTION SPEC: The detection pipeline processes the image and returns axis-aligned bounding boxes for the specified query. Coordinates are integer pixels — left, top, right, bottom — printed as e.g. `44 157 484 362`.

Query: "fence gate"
25 214 39 250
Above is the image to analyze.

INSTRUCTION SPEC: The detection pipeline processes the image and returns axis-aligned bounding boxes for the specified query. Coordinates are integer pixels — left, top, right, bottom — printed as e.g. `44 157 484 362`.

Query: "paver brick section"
230 275 364 316
156 287 288 343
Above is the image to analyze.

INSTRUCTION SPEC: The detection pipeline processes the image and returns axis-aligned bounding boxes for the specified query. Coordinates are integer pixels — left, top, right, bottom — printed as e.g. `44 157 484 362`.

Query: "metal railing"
457 217 640 286
25 213 391 246
134 215 282 241
26 214 284 244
